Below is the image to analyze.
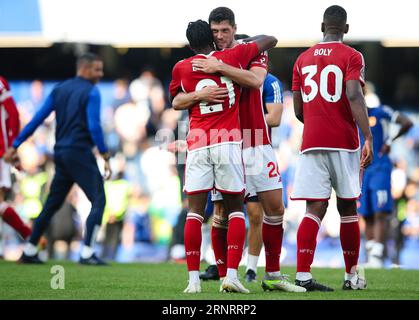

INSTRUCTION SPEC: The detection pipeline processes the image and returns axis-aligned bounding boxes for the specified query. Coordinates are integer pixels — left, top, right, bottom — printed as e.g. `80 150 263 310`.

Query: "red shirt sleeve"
291 58 301 91
169 62 183 101
345 50 365 86
0 77 20 144
249 51 268 70
230 42 259 68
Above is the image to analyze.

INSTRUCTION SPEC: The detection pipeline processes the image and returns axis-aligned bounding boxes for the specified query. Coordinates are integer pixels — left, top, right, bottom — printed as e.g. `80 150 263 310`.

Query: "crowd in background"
0 70 418 269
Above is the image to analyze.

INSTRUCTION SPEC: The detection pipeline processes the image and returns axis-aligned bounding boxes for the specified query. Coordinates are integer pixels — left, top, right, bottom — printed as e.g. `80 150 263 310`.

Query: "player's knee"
221 194 244 214
276 203 285 216
337 200 357 216
265 203 285 217
214 201 227 219
307 201 328 219
363 215 374 224
375 212 388 222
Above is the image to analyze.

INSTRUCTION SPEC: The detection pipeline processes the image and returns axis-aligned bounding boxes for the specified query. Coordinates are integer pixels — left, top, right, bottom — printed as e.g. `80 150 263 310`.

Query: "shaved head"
322 5 348 35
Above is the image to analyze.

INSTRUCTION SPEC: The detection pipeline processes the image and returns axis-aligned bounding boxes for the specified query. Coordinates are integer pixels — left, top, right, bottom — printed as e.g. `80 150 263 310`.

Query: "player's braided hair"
186 20 214 52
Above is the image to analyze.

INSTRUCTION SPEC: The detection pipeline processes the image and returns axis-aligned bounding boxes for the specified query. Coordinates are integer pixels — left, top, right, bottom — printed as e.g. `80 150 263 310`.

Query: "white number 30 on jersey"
195 76 235 115
301 64 343 103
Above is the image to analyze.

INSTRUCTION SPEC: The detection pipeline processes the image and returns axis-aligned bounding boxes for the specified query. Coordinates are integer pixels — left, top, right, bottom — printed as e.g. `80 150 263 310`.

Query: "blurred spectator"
122 190 153 248
101 154 132 260
18 80 45 121
45 188 81 260
111 79 131 110
16 142 49 222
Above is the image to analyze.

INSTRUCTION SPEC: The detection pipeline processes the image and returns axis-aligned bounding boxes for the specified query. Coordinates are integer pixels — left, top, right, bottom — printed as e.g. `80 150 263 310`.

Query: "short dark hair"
76 52 101 69
208 7 235 26
234 34 250 40
186 20 214 52
323 5 347 26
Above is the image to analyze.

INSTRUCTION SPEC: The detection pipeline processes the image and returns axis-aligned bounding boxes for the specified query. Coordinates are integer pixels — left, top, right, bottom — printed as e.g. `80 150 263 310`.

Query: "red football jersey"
292 41 365 153
169 42 259 151
0 76 20 157
239 52 271 149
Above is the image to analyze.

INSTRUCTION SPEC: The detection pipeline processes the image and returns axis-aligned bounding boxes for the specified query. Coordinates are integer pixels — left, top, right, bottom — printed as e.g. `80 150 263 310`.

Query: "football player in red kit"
0 76 32 245
170 20 277 294
291 5 373 291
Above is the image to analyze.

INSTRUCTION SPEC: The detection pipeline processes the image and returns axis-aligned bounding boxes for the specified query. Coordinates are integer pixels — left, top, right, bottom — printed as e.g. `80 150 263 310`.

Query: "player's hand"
103 159 112 180
360 137 373 168
192 57 222 74
197 86 228 104
12 155 22 171
3 147 17 164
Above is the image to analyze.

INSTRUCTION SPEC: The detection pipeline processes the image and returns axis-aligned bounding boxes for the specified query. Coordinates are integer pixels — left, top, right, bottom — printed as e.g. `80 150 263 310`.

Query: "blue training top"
360 105 398 169
263 73 284 107
13 76 108 153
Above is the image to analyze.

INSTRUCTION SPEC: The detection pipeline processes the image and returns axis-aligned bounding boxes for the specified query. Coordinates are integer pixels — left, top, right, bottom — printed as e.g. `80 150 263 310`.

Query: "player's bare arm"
380 113 413 154
192 57 266 89
171 86 228 110
346 80 373 168
265 101 283 127
292 91 304 123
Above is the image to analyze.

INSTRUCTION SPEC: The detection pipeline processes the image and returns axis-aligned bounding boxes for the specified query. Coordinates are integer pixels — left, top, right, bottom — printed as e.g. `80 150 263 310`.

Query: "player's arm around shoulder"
171 88 228 111
169 60 228 110
191 55 266 89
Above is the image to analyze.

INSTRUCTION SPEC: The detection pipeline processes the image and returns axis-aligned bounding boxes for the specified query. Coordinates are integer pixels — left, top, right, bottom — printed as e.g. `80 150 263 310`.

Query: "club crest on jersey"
368 116 377 127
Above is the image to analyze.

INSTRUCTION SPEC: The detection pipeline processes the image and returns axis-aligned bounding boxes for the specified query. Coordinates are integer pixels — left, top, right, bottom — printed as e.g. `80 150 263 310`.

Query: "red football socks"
296 213 321 273
226 212 246 270
263 215 284 273
340 215 360 274
184 213 203 271
1 206 31 240
211 215 228 278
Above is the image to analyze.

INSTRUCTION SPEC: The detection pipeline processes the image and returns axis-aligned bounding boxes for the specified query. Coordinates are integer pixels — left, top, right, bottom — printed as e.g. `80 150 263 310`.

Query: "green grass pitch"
1 260 418 300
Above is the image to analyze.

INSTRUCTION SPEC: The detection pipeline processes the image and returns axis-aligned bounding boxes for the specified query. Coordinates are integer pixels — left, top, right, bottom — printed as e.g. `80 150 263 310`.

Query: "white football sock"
267 271 282 277
246 254 259 273
296 272 312 281
24 243 38 256
81 245 94 259
226 268 238 280
189 271 200 284
365 240 376 252
345 272 355 281
371 242 384 258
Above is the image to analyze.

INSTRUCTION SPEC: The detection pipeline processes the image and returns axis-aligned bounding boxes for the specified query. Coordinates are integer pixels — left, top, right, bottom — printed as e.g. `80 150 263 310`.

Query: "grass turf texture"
1 260 418 300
